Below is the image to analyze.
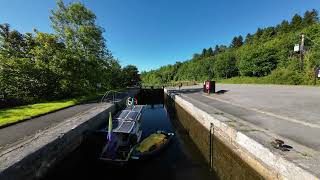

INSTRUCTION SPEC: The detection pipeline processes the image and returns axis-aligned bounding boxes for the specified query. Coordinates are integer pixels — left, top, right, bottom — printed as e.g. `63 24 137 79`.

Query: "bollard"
209 123 214 171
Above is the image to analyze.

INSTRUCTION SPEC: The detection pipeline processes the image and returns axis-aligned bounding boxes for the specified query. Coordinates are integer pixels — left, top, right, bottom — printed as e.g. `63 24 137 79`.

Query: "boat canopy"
113 121 135 133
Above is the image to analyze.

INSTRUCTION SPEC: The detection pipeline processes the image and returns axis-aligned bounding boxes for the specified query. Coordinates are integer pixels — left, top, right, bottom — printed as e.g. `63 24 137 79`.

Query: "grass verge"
217 77 271 84
217 76 320 86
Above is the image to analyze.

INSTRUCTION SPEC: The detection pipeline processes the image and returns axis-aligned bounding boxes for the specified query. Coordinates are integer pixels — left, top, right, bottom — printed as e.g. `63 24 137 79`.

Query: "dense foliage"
0 0 140 107
141 10 320 86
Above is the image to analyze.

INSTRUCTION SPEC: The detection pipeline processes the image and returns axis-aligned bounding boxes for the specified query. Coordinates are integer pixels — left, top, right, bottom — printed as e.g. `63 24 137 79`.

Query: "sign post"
314 67 320 85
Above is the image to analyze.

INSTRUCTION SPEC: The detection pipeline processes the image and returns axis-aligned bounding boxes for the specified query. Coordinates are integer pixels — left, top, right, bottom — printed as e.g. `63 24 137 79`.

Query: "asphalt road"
168 84 320 151
0 103 100 152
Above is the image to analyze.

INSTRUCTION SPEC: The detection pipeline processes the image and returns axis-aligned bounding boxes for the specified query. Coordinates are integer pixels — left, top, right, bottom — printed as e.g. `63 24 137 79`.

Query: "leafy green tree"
237 44 278 76
254 28 263 41
207 47 214 56
121 65 141 87
244 33 253 44
303 9 319 26
201 48 207 57
50 0 114 93
277 20 291 34
260 27 276 40
230 35 243 48
50 0 108 60
291 14 303 30
213 51 238 78
0 24 26 58
192 53 201 59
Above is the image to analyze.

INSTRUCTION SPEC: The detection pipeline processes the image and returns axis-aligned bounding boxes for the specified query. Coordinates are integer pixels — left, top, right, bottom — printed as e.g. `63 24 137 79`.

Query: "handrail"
100 90 119 103
100 90 128 104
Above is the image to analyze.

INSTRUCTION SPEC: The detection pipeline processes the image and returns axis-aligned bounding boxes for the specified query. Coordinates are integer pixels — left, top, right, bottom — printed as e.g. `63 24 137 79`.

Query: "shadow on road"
215 90 229 94
168 88 230 95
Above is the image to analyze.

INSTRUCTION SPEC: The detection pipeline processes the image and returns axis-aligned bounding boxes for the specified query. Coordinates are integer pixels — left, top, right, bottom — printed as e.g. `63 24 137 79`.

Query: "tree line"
141 10 320 86
0 0 140 107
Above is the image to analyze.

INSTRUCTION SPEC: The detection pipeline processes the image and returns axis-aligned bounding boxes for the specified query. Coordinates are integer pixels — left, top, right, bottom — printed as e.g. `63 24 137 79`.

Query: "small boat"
131 130 174 160
98 105 144 166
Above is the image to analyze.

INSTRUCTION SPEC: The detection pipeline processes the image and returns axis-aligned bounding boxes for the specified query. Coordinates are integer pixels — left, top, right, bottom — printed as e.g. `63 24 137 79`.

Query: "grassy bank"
217 76 320 86
143 76 320 87
217 77 271 84
0 94 100 128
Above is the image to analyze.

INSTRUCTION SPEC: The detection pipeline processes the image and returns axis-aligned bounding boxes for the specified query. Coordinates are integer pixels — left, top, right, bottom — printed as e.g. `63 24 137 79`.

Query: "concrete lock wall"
164 89 318 180
0 100 126 180
166 97 263 180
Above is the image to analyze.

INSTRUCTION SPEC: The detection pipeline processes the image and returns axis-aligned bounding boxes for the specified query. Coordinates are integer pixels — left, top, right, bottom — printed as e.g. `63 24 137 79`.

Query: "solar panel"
117 110 130 119
126 111 139 121
132 105 143 113
113 121 135 133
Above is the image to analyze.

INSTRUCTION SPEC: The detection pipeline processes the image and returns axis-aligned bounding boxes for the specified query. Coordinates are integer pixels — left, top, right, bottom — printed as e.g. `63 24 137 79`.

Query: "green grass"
143 76 320 87
0 94 100 128
217 77 271 84
217 76 320 86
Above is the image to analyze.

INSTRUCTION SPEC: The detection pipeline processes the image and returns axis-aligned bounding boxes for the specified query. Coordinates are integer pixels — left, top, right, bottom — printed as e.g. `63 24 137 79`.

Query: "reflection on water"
44 104 216 180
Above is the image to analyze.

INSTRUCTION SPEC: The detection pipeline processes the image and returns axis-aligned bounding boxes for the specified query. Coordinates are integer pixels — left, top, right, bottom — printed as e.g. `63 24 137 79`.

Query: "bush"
266 68 303 85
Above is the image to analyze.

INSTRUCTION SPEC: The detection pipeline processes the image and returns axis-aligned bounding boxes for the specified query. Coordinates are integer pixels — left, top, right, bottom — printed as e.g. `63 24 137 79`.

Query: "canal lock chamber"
44 88 262 180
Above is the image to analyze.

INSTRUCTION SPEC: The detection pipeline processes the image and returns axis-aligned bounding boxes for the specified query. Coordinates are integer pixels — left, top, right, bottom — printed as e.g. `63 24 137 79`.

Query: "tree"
122 65 141 87
277 20 290 34
230 35 243 48
192 53 201 59
260 27 276 41
237 45 278 77
291 14 303 30
207 47 214 56
201 48 207 57
253 28 263 42
50 0 109 60
213 51 238 78
244 33 253 44
303 9 319 26
0 23 26 58
50 0 114 92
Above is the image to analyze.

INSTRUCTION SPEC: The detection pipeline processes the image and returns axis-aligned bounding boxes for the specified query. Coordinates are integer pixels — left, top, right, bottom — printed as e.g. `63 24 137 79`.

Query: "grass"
143 77 320 87
0 94 100 128
217 76 320 86
217 77 271 84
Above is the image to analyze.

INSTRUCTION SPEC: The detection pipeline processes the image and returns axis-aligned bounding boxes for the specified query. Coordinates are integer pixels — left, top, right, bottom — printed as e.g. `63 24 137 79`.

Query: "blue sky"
1 0 320 71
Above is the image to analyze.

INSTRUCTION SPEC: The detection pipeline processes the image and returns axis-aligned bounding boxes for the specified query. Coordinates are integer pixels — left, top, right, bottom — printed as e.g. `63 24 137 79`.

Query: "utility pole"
315 67 320 86
300 34 305 71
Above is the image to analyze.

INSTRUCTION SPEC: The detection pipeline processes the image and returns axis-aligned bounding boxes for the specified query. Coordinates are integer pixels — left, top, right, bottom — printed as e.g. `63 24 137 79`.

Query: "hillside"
141 10 320 86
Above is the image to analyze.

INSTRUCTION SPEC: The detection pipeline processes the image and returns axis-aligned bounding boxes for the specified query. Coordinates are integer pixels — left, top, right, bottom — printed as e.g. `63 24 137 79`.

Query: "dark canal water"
44 103 216 180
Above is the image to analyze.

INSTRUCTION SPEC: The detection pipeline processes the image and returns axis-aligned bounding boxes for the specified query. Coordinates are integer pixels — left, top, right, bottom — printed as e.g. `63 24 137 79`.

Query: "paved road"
168 84 320 151
0 103 100 151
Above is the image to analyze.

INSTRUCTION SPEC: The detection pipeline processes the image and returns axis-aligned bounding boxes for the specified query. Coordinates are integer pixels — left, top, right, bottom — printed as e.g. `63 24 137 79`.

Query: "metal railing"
100 90 128 104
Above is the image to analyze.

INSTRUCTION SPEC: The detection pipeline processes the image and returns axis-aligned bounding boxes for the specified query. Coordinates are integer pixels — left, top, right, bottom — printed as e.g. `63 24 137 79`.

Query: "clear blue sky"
1 0 320 71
